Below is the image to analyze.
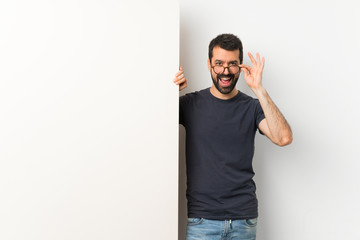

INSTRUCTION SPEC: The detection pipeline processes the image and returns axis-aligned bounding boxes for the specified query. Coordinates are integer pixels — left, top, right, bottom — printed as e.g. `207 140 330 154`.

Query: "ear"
207 59 211 72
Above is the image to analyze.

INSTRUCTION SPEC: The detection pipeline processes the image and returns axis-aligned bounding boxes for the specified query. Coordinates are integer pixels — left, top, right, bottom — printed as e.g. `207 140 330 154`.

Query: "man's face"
208 46 241 94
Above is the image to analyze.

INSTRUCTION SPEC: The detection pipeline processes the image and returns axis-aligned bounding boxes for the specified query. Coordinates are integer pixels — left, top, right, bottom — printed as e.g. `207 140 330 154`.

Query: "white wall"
0 1 179 240
179 0 360 239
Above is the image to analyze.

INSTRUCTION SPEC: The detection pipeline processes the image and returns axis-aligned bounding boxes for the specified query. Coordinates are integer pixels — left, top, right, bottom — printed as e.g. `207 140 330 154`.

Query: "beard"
211 72 240 94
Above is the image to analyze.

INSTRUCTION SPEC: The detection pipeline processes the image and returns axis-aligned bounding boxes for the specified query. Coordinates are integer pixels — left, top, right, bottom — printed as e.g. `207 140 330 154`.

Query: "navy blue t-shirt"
179 88 265 220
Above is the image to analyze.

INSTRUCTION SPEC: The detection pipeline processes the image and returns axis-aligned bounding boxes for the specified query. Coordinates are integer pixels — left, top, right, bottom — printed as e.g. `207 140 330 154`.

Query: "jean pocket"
187 218 204 226
244 218 258 227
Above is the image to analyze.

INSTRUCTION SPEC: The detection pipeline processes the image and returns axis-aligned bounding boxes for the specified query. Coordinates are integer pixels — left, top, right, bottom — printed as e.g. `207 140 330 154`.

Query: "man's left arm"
241 52 293 146
255 87 292 146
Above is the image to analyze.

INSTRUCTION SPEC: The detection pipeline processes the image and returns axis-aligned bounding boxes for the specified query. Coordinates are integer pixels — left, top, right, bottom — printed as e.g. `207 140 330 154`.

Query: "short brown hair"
208 33 243 64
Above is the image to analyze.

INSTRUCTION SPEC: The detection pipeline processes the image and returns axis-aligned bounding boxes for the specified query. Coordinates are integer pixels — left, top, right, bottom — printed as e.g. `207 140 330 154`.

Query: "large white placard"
0 1 179 239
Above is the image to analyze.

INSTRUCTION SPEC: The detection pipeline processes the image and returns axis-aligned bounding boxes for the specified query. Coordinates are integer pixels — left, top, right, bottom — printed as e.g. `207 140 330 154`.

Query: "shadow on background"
178 126 187 240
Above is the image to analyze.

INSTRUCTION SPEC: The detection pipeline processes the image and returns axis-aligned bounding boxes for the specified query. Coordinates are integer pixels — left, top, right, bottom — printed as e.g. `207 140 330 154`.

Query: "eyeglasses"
211 64 241 74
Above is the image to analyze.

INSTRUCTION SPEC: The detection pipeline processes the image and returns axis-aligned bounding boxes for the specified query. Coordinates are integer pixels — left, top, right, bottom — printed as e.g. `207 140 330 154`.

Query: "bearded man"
174 33 293 240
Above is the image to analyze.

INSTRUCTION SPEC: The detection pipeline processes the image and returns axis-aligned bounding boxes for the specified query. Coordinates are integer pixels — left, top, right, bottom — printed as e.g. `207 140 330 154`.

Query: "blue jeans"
186 218 257 240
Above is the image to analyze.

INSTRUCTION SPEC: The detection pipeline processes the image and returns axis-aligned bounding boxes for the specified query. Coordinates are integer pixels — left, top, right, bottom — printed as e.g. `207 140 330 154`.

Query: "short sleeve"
255 100 265 132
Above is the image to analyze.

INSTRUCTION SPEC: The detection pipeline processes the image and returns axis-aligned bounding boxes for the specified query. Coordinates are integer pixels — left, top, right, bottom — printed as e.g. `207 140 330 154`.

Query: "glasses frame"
211 64 242 74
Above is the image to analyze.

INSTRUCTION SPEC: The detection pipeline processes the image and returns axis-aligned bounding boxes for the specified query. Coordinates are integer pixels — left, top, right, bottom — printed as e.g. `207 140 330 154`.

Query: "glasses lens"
213 65 240 74
213 66 224 74
229 66 240 74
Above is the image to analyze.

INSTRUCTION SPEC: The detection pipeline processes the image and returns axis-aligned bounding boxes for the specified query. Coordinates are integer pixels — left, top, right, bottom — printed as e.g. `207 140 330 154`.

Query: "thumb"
241 67 249 78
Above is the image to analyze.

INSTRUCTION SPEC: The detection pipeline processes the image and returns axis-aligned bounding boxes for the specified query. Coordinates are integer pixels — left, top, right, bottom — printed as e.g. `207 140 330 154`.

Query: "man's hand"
241 52 292 146
173 66 187 91
240 52 265 91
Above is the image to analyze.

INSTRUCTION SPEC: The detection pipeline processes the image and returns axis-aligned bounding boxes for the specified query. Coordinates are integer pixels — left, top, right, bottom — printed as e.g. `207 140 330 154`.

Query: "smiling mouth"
218 76 233 87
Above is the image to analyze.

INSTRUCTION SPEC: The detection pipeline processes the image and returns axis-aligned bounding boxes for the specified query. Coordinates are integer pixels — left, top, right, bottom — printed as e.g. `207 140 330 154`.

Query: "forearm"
253 87 293 146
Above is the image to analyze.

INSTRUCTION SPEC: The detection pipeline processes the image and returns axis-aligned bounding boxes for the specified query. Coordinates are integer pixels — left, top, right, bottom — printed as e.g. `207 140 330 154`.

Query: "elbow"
276 134 293 147
277 135 293 147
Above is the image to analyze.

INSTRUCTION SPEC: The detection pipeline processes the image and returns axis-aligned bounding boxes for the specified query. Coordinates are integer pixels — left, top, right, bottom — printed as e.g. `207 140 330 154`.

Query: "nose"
223 66 230 74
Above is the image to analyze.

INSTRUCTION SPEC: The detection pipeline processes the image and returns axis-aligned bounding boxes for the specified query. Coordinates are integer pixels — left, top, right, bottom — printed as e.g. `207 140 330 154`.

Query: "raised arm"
241 52 293 146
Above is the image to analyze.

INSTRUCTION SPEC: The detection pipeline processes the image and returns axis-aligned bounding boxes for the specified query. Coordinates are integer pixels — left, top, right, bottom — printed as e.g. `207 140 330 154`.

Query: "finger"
176 73 184 80
179 66 183 71
241 67 249 78
175 77 186 83
248 52 257 66
174 73 184 82
175 71 184 77
256 53 261 65
239 64 252 71
174 78 186 85
179 81 187 90
261 57 265 70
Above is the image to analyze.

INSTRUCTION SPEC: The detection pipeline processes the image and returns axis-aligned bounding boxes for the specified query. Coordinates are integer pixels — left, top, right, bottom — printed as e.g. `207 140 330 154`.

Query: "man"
174 33 292 240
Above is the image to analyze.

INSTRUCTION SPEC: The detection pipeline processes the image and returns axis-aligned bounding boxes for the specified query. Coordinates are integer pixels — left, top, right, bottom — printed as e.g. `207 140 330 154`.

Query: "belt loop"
230 219 232 229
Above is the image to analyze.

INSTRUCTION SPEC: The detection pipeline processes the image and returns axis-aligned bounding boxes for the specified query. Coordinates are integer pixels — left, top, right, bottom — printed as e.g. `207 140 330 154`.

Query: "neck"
210 84 238 100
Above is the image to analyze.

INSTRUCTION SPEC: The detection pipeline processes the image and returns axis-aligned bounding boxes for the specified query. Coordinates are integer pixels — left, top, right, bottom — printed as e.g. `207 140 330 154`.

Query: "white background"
179 0 360 239
0 1 179 239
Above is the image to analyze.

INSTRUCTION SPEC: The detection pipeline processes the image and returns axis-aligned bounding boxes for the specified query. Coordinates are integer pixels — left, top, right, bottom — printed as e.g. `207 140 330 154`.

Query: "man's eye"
215 63 222 66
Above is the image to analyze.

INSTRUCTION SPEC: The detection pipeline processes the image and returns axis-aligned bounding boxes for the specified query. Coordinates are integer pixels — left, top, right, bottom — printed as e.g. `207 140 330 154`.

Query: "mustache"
217 73 235 80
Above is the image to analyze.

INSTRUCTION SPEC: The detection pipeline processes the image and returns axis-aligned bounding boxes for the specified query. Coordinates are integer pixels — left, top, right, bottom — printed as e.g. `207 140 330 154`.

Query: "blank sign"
0 1 179 239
